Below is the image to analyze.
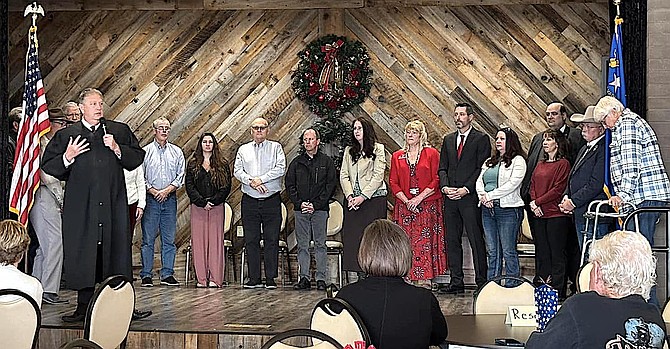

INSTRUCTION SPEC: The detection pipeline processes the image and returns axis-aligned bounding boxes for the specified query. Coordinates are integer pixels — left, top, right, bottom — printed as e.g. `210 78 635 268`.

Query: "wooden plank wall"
7 4 609 252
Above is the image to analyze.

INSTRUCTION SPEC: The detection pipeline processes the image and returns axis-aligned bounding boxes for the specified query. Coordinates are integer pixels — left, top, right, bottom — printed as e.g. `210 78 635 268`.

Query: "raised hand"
65 135 90 162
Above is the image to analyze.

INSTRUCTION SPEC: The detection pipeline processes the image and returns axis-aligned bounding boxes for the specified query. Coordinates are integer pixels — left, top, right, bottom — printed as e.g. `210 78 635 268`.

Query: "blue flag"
603 17 626 201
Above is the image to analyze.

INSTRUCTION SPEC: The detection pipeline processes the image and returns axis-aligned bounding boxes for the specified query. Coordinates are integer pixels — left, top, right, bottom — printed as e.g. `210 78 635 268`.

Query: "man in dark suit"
521 102 585 287
438 102 491 293
559 106 609 254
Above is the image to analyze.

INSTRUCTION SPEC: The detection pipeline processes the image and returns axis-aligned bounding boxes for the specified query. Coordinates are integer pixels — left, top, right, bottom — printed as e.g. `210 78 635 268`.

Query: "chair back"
327 201 344 237
474 276 535 315
311 298 370 347
0 289 41 349
281 202 287 232
224 202 233 234
85 275 134 349
521 210 533 240
261 329 343 349
577 262 593 293
663 300 670 323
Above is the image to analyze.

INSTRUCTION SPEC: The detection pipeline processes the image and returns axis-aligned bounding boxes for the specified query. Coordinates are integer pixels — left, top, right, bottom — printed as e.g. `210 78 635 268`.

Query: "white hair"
152 117 171 129
593 96 624 123
589 230 656 300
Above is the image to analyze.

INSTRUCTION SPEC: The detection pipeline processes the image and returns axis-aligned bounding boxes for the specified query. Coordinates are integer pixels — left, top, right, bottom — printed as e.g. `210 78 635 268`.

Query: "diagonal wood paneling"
7 3 609 251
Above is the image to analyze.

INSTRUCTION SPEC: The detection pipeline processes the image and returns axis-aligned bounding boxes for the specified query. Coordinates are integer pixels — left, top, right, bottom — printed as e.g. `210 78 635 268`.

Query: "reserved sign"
505 305 538 327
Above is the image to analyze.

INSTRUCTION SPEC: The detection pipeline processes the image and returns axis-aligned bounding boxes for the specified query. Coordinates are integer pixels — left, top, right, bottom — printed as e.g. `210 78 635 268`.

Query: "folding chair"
85 275 134 349
0 289 41 349
473 276 535 315
310 297 370 347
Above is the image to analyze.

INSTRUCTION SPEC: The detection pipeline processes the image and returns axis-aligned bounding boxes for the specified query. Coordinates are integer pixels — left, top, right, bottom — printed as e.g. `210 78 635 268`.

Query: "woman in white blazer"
340 117 388 276
476 127 526 281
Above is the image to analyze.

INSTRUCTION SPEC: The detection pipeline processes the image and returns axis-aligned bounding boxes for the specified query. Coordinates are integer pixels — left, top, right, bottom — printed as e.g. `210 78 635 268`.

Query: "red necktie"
457 134 465 159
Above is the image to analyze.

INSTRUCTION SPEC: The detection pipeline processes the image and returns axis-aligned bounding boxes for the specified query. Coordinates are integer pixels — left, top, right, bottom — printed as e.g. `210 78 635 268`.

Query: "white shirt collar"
587 134 605 147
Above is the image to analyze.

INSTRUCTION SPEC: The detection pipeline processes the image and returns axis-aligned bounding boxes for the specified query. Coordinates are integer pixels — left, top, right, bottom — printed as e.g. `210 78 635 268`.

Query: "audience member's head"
589 230 656 300
358 219 412 277
0 220 30 266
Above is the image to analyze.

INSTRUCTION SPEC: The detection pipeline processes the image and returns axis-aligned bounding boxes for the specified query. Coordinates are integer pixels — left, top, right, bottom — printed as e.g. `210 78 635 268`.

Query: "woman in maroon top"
389 120 447 287
530 129 571 298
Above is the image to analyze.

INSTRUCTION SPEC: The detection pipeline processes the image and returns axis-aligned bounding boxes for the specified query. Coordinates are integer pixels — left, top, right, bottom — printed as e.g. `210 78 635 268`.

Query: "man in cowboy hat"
559 106 610 252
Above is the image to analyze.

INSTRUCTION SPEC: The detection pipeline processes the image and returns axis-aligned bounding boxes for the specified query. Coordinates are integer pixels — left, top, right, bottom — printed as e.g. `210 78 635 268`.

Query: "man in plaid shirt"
594 96 670 245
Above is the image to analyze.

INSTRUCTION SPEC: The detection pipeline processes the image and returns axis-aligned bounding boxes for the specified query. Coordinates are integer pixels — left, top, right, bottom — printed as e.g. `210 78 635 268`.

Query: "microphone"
99 117 108 135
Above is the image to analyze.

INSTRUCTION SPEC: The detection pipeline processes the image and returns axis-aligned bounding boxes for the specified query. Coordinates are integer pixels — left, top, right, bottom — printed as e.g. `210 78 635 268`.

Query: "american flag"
9 27 51 225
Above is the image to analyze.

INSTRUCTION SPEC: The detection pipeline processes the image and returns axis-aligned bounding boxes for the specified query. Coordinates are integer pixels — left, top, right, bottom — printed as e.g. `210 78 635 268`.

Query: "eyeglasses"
251 126 268 131
65 113 80 118
155 126 171 132
545 111 561 117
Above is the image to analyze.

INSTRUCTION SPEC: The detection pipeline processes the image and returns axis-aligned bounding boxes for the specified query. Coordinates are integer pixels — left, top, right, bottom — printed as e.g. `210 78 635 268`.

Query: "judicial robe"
41 120 144 290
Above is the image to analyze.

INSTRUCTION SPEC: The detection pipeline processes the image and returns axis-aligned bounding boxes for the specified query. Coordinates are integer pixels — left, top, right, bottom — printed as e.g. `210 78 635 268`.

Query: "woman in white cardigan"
476 127 526 281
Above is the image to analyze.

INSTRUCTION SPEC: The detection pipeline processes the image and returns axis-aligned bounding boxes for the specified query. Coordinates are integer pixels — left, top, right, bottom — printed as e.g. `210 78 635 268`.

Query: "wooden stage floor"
38 281 475 349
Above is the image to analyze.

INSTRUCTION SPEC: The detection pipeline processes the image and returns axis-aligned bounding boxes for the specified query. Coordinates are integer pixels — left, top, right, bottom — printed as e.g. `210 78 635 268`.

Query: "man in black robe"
42 88 149 322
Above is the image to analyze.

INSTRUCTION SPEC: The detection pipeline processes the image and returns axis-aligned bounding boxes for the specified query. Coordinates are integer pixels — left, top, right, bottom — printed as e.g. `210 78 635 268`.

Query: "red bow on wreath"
319 39 345 92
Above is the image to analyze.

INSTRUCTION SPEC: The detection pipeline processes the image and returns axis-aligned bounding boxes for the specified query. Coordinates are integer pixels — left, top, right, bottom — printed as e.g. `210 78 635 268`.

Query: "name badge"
505 305 538 327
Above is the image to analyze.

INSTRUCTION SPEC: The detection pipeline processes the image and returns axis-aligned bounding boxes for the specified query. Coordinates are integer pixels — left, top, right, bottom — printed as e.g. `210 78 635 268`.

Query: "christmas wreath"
292 35 373 167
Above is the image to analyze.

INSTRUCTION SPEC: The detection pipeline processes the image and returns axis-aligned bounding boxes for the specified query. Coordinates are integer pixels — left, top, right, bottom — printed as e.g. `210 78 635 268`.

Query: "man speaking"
42 88 148 322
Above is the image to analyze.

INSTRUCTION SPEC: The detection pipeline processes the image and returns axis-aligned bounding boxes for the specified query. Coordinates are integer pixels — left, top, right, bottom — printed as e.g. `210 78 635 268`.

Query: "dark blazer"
337 276 448 349
438 128 491 194
521 125 585 201
566 137 608 221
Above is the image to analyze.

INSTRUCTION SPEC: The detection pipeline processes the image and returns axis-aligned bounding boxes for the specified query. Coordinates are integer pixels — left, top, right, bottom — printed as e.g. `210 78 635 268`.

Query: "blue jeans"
626 200 668 246
140 194 177 279
624 200 668 307
482 206 522 281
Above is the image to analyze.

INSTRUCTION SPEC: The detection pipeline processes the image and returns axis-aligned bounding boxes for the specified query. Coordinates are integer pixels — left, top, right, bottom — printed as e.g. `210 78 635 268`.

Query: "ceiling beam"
8 0 606 12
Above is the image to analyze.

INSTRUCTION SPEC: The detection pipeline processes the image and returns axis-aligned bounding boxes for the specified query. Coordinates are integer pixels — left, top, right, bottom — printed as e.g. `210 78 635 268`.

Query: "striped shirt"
233 140 286 198
610 109 670 205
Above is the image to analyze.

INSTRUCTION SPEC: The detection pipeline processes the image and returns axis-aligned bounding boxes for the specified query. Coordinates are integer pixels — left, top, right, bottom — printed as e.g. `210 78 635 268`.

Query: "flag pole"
613 0 621 17
11 2 47 273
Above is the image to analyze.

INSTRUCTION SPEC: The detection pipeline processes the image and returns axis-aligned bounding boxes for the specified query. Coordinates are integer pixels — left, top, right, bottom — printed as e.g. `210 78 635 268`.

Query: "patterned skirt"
394 198 447 280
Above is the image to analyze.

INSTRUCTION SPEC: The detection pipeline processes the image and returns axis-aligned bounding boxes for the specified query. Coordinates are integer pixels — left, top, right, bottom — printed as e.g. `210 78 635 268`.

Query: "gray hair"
78 88 103 105
593 96 624 123
8 107 22 123
358 219 412 277
152 117 171 129
589 230 656 300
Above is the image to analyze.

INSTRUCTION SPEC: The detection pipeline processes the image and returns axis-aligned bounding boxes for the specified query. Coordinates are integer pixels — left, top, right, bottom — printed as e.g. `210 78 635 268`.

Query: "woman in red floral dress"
390 120 447 287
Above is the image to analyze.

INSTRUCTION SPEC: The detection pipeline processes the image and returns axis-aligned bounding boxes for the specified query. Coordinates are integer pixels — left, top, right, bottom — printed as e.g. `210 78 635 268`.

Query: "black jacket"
285 150 337 212
185 165 231 207
337 276 448 349
526 292 667 349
